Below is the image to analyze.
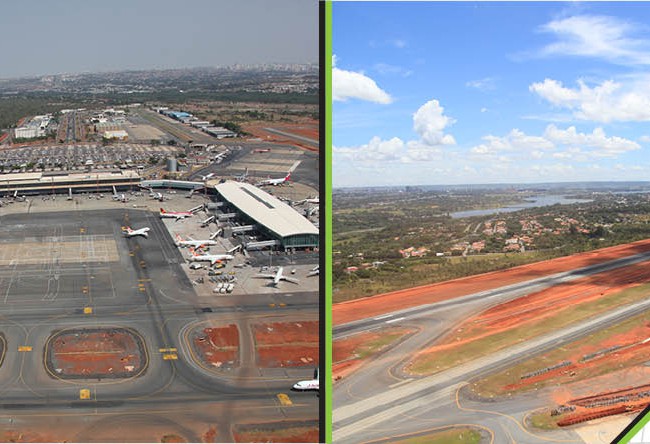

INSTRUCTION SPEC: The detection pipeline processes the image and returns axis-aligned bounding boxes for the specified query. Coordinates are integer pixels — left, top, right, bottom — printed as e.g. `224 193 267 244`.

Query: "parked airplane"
188 248 234 265
160 208 193 220
235 167 249 182
175 234 217 248
122 226 150 238
298 196 319 205
257 172 291 186
256 266 299 286
307 266 319 277
200 172 215 181
112 186 127 202
293 368 319 391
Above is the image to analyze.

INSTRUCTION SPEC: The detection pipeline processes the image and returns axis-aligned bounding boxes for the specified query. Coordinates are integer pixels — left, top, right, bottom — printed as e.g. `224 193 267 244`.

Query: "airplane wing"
256 274 276 279
210 258 221 265
283 277 300 284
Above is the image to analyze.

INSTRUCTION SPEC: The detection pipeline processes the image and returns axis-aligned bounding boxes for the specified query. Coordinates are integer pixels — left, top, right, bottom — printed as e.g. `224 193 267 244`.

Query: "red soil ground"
505 321 650 392
253 321 319 345
254 321 318 368
49 329 143 377
334 238 650 325
193 325 239 368
233 423 318 443
446 260 650 347
243 121 319 152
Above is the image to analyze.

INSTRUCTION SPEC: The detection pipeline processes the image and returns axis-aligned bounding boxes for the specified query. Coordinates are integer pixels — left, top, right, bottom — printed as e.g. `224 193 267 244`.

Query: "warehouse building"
214 181 318 250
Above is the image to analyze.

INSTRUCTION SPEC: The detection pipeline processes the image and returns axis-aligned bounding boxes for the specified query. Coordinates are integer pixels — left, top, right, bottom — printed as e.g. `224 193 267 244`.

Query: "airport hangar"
214 181 319 251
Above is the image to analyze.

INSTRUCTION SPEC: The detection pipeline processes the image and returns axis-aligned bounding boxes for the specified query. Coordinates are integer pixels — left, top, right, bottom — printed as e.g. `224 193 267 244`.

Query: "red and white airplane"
188 248 234 265
257 172 291 186
160 208 193 220
122 226 150 238
175 234 218 249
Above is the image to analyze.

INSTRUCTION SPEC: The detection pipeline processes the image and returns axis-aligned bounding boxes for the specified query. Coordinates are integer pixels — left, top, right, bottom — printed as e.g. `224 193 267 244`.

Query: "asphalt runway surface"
0 209 318 441
332 250 650 443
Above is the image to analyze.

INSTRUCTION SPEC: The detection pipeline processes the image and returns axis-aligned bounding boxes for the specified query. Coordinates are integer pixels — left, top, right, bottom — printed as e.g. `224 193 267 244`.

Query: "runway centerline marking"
386 317 405 324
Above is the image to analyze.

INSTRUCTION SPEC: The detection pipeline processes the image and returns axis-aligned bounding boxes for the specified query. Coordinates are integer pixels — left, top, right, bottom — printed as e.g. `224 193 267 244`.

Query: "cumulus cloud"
530 77 650 123
333 136 404 162
470 125 640 161
334 98 455 164
412 100 456 146
544 124 640 156
537 15 650 65
332 54 393 104
470 128 553 155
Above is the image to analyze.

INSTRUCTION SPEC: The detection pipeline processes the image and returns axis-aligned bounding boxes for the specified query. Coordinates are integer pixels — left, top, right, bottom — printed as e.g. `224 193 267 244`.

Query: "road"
332 250 650 443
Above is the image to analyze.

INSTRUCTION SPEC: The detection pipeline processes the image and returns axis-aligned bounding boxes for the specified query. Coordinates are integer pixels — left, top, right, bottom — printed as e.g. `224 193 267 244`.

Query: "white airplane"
122 226 150 238
175 234 218 248
293 368 319 391
257 172 291 186
200 172 215 181
160 208 193 220
297 196 319 205
188 247 234 265
235 167 249 182
256 266 299 286
112 186 127 202
307 266 319 277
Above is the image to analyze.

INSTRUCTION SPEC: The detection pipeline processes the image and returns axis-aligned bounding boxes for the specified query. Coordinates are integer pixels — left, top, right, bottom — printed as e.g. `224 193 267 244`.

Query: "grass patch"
409 281 650 375
391 428 482 444
528 411 560 430
356 331 411 360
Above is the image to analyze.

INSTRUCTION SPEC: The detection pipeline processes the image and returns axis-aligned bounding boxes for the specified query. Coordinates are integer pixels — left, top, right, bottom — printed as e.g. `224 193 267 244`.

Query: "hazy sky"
0 0 317 78
333 2 650 187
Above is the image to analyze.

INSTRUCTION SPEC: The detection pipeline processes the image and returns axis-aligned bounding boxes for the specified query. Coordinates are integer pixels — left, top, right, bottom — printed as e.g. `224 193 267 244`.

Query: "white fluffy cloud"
544 124 640 156
334 136 404 162
530 77 650 122
332 55 392 104
471 128 553 155
537 15 650 65
334 98 455 163
470 125 640 160
412 100 456 146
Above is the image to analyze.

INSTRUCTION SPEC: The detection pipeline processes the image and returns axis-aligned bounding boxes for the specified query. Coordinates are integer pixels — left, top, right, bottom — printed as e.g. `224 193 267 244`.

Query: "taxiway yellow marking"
79 389 91 400
162 353 178 360
83 307 93 314
279 303 286 307
277 393 293 406
269 303 276 308
79 228 85 234
159 348 177 353
138 279 151 282
18 346 32 352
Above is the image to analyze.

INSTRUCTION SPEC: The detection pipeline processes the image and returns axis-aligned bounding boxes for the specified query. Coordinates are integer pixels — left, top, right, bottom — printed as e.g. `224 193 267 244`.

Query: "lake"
450 195 593 219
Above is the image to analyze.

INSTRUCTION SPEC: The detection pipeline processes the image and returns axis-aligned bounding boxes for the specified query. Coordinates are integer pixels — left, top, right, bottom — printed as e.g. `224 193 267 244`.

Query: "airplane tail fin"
286 172 291 181
160 208 166 213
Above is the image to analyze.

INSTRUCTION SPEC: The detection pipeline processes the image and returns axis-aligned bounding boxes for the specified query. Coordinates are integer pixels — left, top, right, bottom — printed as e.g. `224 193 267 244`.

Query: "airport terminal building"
0 171 141 196
214 181 319 250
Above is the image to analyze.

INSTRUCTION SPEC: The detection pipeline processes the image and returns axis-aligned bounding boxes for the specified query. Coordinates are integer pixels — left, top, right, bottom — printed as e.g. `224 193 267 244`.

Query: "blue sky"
333 2 650 187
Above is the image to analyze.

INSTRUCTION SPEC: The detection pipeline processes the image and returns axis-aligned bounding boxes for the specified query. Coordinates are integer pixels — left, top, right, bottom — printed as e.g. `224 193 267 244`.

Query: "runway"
332 247 650 443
